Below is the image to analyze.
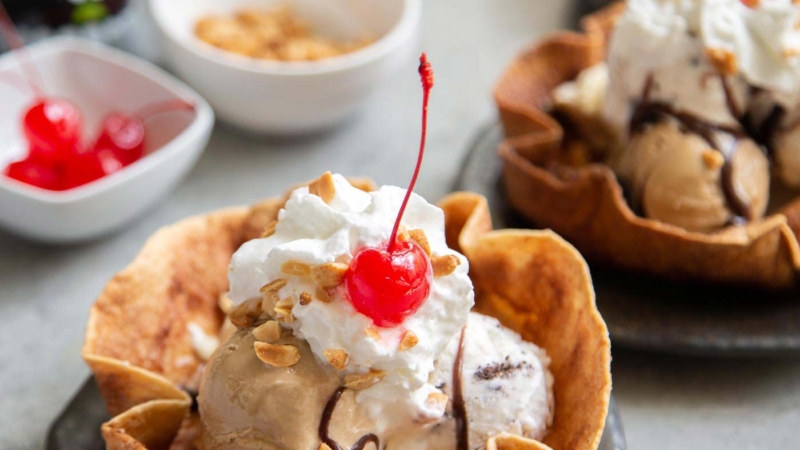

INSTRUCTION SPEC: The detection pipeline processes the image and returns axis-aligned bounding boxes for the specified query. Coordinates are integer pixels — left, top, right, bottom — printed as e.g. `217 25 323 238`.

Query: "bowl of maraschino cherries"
0 36 214 243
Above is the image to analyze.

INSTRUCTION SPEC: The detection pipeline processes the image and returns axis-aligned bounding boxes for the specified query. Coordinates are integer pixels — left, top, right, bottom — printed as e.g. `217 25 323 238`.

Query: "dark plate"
48 376 625 450
457 123 800 358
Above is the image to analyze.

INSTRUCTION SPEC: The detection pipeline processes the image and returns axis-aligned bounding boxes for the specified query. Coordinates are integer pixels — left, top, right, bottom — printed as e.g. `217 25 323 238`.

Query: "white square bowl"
0 36 215 243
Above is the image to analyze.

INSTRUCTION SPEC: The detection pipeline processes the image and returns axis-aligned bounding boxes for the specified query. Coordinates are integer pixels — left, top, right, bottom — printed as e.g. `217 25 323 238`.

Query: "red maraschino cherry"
24 98 83 164
93 111 145 166
345 53 435 328
92 99 195 167
61 146 123 189
5 157 62 190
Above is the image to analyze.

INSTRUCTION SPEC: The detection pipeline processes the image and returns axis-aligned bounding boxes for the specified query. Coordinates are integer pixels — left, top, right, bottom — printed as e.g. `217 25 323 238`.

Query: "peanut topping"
399 331 419 351
261 291 279 315
783 47 800 59
259 278 288 293
702 150 725 170
299 292 313 305
281 260 312 276
432 254 460 277
309 172 336 204
195 8 372 63
426 392 449 409
705 48 738 75
312 262 349 288
252 320 281 343
407 229 431 256
323 349 349 370
218 295 233 314
344 369 387 390
396 224 410 242
254 342 301 367
315 286 331 303
274 297 295 323
364 327 381 341
229 298 262 329
261 220 277 238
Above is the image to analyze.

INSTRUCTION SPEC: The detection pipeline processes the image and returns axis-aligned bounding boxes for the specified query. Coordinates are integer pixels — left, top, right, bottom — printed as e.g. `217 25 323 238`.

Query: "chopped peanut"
254 342 301 367
323 349 349 370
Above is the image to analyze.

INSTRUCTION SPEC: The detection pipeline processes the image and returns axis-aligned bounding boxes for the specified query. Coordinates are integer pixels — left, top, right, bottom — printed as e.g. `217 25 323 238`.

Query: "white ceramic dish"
148 0 421 134
0 36 214 243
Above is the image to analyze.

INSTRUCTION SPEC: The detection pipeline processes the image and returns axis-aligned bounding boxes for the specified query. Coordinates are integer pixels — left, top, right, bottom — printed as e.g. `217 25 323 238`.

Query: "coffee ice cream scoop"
199 325 381 450
615 120 770 232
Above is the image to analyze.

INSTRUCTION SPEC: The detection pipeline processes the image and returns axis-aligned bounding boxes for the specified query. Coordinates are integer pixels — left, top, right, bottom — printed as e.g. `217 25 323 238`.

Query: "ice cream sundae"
200 55 554 449
552 0 800 231
83 54 611 450
494 0 800 287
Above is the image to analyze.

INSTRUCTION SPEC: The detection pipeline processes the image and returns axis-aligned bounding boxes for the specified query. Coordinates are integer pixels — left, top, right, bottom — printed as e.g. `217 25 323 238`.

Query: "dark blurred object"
4 0 126 28
572 0 614 28
0 0 140 54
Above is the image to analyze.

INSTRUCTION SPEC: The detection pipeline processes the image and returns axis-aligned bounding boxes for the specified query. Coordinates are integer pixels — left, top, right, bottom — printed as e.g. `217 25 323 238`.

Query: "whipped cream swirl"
227 174 474 432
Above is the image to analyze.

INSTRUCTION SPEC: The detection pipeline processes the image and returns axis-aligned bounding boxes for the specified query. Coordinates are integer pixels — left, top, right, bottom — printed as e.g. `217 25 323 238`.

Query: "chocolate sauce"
452 327 468 450
177 386 199 412
720 75 743 119
319 387 380 450
761 107 785 154
629 75 752 220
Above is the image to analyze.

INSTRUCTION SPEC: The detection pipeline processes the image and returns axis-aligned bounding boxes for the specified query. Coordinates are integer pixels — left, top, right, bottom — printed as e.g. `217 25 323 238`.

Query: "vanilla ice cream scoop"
227 174 474 432
604 0 800 135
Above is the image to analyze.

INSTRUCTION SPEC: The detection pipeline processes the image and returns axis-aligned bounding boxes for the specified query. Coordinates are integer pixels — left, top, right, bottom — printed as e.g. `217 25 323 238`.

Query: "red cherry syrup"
345 53 435 328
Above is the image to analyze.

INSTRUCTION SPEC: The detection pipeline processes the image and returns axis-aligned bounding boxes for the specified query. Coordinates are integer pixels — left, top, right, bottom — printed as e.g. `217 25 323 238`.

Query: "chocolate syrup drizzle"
452 327 469 450
319 387 380 450
629 74 760 220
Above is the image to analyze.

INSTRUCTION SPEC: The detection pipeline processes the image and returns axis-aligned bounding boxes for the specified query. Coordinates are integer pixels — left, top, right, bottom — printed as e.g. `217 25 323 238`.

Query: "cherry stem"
135 99 196 121
387 53 434 253
0 1 44 98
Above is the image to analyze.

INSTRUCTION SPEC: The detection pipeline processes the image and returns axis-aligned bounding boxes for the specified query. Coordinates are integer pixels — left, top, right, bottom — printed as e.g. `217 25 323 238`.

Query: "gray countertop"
2 1 799 449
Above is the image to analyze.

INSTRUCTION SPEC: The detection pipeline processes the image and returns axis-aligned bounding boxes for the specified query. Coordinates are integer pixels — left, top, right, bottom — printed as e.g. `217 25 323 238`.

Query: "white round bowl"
0 37 214 243
148 0 421 134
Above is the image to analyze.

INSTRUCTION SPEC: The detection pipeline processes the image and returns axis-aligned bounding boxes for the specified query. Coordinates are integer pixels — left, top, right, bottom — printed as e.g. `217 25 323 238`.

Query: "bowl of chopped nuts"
148 0 421 134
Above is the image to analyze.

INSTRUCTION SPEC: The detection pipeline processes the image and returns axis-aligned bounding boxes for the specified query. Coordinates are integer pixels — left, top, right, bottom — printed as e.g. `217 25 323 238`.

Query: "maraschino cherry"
24 98 83 164
5 158 61 190
345 53 435 328
93 99 195 167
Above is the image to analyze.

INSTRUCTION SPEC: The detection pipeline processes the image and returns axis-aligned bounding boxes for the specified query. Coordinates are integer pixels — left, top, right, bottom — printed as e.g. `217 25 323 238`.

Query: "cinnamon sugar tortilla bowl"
494 2 800 289
82 179 611 450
